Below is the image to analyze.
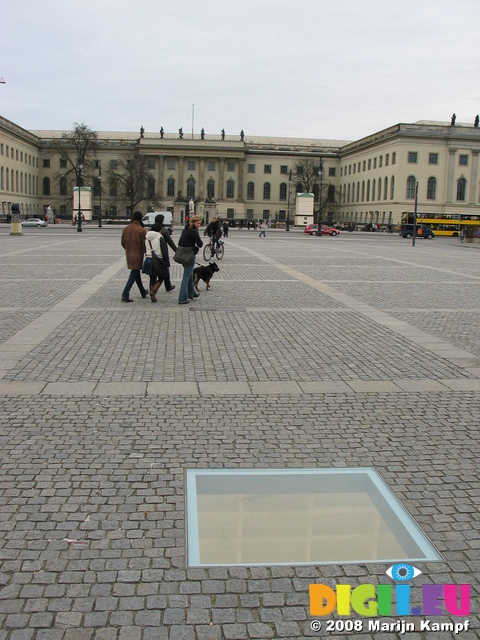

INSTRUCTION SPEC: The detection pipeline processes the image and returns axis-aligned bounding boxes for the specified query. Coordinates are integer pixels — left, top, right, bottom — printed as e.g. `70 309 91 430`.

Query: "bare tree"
294 158 339 225
294 158 322 195
51 122 99 191
107 154 159 216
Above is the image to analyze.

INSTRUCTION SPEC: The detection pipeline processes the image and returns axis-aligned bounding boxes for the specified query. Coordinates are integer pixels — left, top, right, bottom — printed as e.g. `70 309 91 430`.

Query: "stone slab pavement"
0 225 479 639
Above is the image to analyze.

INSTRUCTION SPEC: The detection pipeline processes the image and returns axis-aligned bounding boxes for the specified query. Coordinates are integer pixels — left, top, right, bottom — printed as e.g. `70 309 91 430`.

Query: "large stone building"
1 114 480 227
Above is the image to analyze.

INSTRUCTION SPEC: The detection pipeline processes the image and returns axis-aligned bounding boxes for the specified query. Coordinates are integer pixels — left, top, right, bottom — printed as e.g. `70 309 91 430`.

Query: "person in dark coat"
205 216 221 251
120 211 148 302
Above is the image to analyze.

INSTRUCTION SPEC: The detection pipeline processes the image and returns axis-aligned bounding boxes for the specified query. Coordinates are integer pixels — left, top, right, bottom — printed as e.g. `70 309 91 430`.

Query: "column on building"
178 156 184 197
470 150 479 203
218 157 225 200
237 158 245 201
157 155 164 199
199 157 205 201
446 148 456 203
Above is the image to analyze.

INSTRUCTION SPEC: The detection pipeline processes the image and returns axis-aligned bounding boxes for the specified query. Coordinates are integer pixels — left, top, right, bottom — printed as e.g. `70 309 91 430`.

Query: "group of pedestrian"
120 211 203 306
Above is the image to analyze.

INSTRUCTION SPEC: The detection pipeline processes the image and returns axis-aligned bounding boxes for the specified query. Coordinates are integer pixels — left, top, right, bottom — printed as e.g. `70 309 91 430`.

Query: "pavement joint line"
1 378 479 396
233 240 480 375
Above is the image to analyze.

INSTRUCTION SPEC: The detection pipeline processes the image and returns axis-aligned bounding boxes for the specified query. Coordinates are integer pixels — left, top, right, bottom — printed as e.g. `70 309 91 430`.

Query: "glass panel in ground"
188 469 441 566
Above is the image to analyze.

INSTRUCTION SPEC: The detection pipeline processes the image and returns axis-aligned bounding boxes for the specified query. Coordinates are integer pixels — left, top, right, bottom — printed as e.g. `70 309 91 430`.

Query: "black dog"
193 262 220 291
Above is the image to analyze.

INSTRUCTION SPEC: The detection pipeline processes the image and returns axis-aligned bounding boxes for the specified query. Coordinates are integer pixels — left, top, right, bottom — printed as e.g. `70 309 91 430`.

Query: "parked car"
304 224 340 236
399 224 434 239
21 218 47 227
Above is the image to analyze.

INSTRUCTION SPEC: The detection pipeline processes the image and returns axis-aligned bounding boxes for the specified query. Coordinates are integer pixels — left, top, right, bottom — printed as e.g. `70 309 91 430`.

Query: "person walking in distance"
120 211 148 302
259 220 267 237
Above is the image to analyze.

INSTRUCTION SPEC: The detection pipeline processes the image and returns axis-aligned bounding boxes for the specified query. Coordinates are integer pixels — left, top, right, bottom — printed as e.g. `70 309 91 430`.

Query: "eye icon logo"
386 563 422 582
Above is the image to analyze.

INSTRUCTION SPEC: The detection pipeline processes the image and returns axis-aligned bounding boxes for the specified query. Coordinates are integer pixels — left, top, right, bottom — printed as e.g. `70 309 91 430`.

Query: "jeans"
178 259 196 303
122 270 147 299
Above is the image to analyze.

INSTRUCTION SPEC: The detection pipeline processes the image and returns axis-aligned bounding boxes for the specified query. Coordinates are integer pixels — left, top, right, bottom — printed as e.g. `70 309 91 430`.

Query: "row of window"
164 160 292 174
44 158 291 175
0 167 39 195
341 175 470 204
407 151 469 166
0 144 38 167
341 151 471 178
43 152 474 174
342 153 397 176
28 172 474 206
342 177 395 203
42 174 293 202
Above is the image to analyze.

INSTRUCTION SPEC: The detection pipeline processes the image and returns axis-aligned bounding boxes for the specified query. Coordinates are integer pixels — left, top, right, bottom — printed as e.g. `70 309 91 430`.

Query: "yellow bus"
401 212 480 237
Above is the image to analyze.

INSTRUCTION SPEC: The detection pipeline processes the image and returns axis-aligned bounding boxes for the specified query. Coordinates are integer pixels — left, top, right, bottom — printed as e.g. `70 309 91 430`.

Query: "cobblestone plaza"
0 226 479 639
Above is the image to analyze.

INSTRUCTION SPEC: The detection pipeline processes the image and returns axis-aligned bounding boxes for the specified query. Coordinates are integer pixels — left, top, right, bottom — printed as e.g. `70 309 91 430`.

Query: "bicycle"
203 237 225 261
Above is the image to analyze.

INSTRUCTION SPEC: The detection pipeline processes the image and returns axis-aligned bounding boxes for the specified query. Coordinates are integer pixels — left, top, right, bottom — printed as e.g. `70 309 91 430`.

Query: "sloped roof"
29 129 351 149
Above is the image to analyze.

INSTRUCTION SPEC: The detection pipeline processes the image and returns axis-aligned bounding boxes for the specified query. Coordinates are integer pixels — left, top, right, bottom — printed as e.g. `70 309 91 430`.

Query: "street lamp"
98 165 102 228
77 157 83 233
286 170 292 231
412 181 418 247
317 158 323 237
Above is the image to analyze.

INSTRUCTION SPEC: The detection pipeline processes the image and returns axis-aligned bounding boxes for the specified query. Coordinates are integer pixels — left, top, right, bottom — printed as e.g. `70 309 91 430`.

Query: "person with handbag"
154 214 177 292
142 223 169 302
175 215 202 304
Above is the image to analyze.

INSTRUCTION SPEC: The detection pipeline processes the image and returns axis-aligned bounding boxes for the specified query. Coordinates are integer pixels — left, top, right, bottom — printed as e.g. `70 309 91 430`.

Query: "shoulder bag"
173 245 195 265
149 238 169 279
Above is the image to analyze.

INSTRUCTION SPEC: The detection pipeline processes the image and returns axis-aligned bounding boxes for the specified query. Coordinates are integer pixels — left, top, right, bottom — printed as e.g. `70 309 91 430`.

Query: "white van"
142 211 173 229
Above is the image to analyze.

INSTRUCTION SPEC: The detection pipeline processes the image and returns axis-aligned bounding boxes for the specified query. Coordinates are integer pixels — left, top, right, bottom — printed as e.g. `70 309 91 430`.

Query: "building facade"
1 114 480 227
338 121 480 228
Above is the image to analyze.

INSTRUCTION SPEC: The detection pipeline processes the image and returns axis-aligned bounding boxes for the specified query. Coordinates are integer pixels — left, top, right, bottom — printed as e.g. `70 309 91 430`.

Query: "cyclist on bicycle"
205 217 222 252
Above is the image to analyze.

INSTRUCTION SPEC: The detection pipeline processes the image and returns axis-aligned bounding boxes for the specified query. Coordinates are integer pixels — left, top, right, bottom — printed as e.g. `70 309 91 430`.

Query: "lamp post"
76 157 83 233
412 181 418 247
286 170 292 231
317 158 323 237
98 165 102 228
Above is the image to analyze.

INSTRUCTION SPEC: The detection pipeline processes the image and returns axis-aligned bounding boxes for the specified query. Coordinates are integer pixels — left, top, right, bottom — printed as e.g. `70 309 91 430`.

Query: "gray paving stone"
92 630 118 640
223 624 248 640
9 630 35 640
168 626 195 640
195 625 223 640
247 623 275 639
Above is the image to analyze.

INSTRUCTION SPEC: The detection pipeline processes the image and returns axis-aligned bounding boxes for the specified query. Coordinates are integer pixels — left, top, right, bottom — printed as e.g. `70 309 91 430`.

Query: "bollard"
9 203 23 236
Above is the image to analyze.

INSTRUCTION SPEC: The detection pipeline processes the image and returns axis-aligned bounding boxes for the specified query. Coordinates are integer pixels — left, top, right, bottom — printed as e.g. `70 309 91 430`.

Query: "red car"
304 224 340 236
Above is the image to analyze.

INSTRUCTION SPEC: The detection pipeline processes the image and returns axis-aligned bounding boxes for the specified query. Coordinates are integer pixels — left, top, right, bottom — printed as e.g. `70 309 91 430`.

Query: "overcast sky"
1 0 479 142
